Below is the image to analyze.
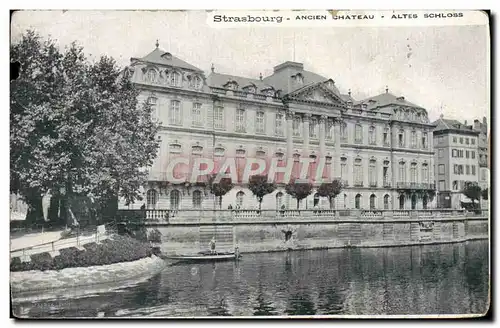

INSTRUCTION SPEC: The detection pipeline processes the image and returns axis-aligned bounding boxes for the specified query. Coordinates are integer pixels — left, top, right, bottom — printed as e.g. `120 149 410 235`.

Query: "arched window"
193 76 203 89
411 194 417 210
236 191 245 208
314 193 320 207
399 161 406 184
423 195 428 209
170 71 181 86
192 190 202 209
368 126 376 145
276 192 284 210
370 194 376 210
355 194 362 209
411 130 417 148
146 189 157 209
399 194 405 210
170 189 180 210
384 194 390 210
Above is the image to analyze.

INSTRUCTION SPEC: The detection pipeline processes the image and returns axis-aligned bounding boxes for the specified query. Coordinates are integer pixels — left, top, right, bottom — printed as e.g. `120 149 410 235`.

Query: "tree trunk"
296 199 300 209
47 192 62 224
24 188 44 226
219 195 222 209
259 200 262 210
329 197 334 209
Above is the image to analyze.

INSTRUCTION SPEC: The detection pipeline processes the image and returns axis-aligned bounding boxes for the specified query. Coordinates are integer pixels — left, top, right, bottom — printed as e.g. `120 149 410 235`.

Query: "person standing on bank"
210 237 216 254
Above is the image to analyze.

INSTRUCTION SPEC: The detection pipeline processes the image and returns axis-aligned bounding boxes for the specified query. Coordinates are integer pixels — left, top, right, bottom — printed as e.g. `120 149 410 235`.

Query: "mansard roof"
206 72 272 91
131 47 203 72
262 62 330 94
357 92 422 110
433 117 479 134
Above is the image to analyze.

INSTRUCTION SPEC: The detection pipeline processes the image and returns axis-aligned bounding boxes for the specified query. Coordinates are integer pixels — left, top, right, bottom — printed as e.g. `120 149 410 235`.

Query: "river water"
12 240 489 317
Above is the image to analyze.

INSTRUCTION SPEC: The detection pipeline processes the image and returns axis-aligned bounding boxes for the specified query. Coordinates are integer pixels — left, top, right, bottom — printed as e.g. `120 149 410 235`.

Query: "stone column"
333 118 342 180
391 125 398 187
286 111 294 157
319 115 327 156
303 113 311 156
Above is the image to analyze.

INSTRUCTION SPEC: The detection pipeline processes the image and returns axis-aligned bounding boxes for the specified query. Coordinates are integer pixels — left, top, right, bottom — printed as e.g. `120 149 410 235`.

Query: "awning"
460 194 473 203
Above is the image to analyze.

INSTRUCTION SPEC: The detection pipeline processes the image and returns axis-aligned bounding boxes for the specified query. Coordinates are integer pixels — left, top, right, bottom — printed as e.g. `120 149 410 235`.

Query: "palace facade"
120 44 437 211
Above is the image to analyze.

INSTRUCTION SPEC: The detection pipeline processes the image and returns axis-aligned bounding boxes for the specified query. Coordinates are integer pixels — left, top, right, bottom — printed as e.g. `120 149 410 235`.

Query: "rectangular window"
293 116 301 137
459 165 464 175
438 149 444 158
466 150 469 159
369 162 376 185
453 136 457 143
326 121 333 140
191 103 202 127
459 150 463 158
459 137 463 144
471 139 476 145
422 165 429 182
399 132 405 147
309 119 318 139
439 180 446 191
235 107 246 132
422 133 428 148
399 163 406 183
214 106 224 130
341 123 348 142
275 113 284 136
439 164 445 175
438 136 444 145
471 151 475 159
466 165 470 175
452 149 456 158
355 124 363 143
169 100 182 125
465 138 469 145
354 161 363 186
369 127 376 145
340 161 347 180
411 131 417 148
410 164 417 183
148 97 158 121
383 129 389 146
255 111 265 134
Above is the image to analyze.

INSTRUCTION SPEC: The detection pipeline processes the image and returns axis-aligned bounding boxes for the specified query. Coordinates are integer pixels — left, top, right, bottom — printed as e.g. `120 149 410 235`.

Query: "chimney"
348 89 351 97
465 120 468 126
483 116 487 125
259 73 263 81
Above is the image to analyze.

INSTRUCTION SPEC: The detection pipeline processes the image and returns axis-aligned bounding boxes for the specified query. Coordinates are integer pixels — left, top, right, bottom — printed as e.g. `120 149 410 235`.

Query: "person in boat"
209 237 216 254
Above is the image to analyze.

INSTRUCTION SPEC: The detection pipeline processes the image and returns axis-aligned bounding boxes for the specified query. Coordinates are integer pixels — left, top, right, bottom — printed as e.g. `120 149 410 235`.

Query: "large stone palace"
120 43 438 211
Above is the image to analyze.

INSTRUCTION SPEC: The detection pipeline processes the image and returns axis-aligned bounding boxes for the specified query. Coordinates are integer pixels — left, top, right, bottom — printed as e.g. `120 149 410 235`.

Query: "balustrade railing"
117 208 487 224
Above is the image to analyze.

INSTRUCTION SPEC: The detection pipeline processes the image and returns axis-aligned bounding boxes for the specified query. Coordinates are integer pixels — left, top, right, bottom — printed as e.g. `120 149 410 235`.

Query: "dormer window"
244 85 256 93
162 52 173 60
262 88 274 97
170 71 181 87
326 80 335 89
146 69 157 83
225 81 238 90
192 76 203 89
293 73 304 85
397 96 405 101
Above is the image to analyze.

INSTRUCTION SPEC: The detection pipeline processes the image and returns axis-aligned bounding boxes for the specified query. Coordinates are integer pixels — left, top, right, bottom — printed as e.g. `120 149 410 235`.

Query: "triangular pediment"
287 83 345 106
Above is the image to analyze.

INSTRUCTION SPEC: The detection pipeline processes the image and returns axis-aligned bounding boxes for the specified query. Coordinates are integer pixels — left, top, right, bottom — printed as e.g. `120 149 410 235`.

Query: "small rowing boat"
162 250 241 262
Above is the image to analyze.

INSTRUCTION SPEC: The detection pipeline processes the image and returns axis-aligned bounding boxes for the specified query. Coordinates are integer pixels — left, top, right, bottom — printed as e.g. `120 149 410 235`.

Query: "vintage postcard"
9 9 490 318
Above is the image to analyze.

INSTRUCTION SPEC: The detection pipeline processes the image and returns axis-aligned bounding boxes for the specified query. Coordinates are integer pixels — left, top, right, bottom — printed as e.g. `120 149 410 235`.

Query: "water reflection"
12 240 489 317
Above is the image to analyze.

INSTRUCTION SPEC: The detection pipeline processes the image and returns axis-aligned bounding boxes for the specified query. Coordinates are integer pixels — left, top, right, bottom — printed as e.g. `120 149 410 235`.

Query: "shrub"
10 235 153 272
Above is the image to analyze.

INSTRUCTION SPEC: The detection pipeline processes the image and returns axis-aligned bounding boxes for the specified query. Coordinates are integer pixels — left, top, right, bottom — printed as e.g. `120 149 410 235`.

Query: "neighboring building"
121 44 437 211
433 116 480 209
471 117 489 191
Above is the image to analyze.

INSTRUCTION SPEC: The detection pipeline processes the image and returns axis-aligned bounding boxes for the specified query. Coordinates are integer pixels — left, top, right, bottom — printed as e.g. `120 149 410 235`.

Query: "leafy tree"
208 174 234 209
317 179 343 209
247 175 276 210
285 180 313 209
462 181 482 208
481 188 489 200
10 30 159 226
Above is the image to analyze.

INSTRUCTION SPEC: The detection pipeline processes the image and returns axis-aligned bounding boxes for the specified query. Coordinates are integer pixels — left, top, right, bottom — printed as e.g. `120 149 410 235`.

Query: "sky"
10 10 490 124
